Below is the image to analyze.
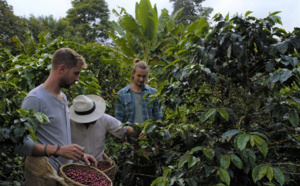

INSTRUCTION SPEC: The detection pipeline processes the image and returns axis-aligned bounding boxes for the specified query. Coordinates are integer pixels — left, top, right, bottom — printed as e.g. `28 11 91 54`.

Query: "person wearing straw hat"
15 48 97 185
69 94 141 161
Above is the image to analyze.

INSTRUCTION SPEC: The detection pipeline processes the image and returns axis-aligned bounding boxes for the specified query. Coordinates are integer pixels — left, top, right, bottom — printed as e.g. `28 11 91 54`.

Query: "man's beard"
60 79 73 89
62 84 71 89
133 78 144 87
137 82 144 87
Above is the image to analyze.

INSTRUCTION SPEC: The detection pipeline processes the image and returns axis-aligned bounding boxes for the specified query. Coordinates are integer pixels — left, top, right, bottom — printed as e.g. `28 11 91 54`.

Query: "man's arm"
16 139 95 164
153 99 163 120
126 126 146 139
104 114 145 140
31 143 97 166
15 96 40 156
115 94 124 123
126 126 137 136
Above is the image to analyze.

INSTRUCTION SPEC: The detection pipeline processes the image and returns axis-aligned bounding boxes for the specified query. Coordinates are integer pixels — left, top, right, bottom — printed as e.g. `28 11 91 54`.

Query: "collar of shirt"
124 84 150 93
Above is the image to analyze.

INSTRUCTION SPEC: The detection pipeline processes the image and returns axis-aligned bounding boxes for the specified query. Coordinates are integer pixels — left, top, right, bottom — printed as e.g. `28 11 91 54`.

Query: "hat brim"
69 95 106 123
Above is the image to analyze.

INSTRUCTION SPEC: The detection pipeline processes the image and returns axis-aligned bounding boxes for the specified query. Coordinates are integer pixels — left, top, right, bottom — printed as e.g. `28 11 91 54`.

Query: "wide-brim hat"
69 95 106 123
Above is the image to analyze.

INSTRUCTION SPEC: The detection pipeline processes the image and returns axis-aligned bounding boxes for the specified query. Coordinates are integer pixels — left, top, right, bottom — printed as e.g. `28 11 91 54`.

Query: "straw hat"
69 95 106 123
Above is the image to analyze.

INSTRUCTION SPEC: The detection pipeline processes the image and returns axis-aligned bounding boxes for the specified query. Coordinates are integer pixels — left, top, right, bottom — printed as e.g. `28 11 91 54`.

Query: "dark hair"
51 48 87 69
131 58 149 83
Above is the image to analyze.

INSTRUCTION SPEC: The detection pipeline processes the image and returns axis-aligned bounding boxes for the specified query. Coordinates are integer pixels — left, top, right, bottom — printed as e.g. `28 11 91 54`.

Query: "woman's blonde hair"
131 58 149 83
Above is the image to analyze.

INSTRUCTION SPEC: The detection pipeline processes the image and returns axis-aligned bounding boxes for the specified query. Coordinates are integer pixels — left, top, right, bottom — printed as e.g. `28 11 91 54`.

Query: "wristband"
54 145 61 158
46 145 52 157
44 144 48 157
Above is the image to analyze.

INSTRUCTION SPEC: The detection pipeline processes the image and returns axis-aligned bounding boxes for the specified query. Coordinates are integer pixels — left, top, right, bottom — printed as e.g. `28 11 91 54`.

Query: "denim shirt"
115 84 162 124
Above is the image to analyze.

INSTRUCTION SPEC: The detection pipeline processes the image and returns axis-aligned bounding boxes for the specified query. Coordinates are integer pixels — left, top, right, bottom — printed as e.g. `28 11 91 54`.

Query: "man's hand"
82 153 97 167
57 144 86 162
138 132 147 139
126 126 147 139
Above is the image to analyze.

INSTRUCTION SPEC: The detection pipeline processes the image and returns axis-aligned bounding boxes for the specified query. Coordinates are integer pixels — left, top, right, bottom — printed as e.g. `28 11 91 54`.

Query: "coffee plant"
108 10 300 186
148 11 300 185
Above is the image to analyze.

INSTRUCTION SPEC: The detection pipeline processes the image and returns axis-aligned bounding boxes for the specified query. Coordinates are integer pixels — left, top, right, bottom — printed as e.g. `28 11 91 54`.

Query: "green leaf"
245 11 253 17
111 21 126 38
211 73 220 82
14 127 25 138
138 0 158 41
292 57 299 67
190 146 203 154
289 109 299 127
135 2 139 20
170 7 184 22
231 154 243 169
266 166 274 181
17 109 29 118
247 149 256 166
218 108 229 121
225 13 229 21
269 11 281 16
249 132 269 141
118 14 143 39
219 168 230 185
280 69 292 83
221 129 241 141
203 147 214 160
220 155 231 169
257 140 268 157
178 154 190 168
237 134 250 150
28 130 37 142
188 156 198 168
41 113 50 123
252 164 264 183
144 123 156 133
268 72 280 83
249 135 255 147
205 166 215 177
291 36 300 49
227 44 232 58
204 108 216 122
277 41 289 54
258 166 268 180
26 126 34 133
252 135 263 146
34 112 45 123
186 17 209 36
273 167 285 186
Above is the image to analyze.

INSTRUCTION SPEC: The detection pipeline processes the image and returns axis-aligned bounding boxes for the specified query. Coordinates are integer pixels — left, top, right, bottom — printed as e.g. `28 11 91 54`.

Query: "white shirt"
71 114 128 161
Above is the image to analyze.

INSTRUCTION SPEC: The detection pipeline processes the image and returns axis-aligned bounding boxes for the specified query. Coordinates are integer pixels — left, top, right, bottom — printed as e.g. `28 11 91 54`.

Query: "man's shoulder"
144 85 157 93
25 85 44 100
100 114 122 124
22 85 45 110
118 85 131 94
101 113 114 120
